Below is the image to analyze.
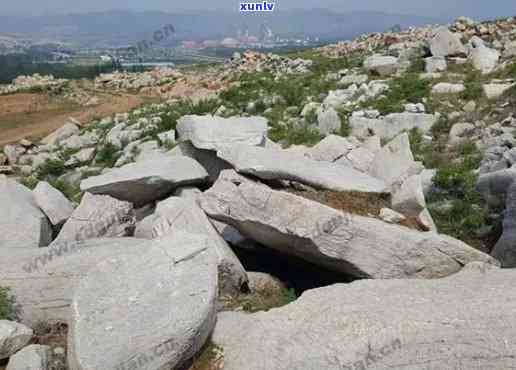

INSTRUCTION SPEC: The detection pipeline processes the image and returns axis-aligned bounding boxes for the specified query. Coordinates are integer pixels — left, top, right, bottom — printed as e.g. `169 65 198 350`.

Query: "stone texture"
0 321 33 360
0 175 52 249
213 262 516 370
429 26 467 57
350 113 439 139
431 82 465 94
470 43 500 74
380 208 406 223
363 55 399 76
490 182 516 267
80 156 209 206
6 344 51 370
40 123 79 146
308 135 355 162
483 83 515 99
316 106 341 135
68 233 218 370
217 145 387 194
200 174 496 279
425 56 447 73
136 196 248 295
0 238 145 325
53 193 135 244
176 115 268 150
32 181 74 226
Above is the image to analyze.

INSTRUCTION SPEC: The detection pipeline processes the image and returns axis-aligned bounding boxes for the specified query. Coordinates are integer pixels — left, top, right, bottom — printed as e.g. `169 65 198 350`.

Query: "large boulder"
470 42 500 74
213 262 516 370
32 181 74 227
363 55 399 76
68 233 218 370
53 193 135 244
6 344 51 370
491 182 516 267
136 196 248 295
217 145 387 194
40 122 79 146
0 321 33 360
0 175 52 249
80 156 208 206
350 113 439 140
316 106 341 135
309 135 355 162
199 173 496 279
0 238 144 325
429 26 467 57
176 115 268 150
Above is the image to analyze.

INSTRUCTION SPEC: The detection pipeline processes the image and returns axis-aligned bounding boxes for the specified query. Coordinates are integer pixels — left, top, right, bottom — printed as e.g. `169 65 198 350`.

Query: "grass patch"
189 342 224 370
37 159 66 178
95 143 120 168
0 287 17 321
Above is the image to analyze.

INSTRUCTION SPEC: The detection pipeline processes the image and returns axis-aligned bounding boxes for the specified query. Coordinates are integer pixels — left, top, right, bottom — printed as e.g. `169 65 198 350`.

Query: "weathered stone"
432 82 465 94
448 122 476 146
379 208 406 223
308 135 355 162
137 196 248 295
0 175 52 249
80 156 208 206
53 193 135 244
470 43 500 74
41 123 79 146
65 147 96 167
200 175 496 278
425 56 447 73
491 182 516 267
0 238 144 325
0 321 33 360
316 106 341 135
392 174 426 217
213 262 516 370
476 168 516 207
217 145 387 194
350 113 439 139
483 83 515 99
68 233 218 370
363 55 399 76
6 344 51 370
429 26 467 57
32 181 74 226
176 115 268 150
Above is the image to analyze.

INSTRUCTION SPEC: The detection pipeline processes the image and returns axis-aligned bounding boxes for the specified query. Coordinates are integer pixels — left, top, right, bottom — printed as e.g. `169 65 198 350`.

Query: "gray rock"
503 40 516 58
392 174 426 217
199 174 496 278
470 44 500 74
429 26 467 57
316 107 341 135
350 113 439 139
491 182 516 267
432 82 465 94
363 55 399 76
0 321 33 360
0 238 145 325
137 196 248 295
176 115 268 150
3 145 25 165
309 135 355 162
53 193 135 244
32 181 74 226
425 56 447 73
0 175 52 249
477 168 516 207
379 208 406 223
213 262 516 370
68 233 218 370
6 344 51 370
65 147 96 167
448 122 476 146
168 142 232 183
483 83 515 99
217 145 387 194
40 123 79 146
80 156 208 206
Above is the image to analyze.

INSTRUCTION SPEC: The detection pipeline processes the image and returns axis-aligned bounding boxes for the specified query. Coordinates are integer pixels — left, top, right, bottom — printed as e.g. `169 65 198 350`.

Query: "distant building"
221 38 240 48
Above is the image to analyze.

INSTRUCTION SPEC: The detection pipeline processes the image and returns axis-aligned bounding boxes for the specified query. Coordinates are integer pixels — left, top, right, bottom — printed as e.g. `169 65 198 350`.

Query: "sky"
2 0 515 20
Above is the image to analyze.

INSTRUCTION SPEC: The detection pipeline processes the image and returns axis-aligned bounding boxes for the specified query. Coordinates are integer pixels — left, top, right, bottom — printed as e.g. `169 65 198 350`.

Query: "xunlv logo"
240 2 275 12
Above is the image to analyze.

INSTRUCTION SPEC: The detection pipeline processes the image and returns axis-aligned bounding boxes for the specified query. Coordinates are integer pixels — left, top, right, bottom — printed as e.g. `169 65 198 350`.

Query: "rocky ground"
2 15 516 370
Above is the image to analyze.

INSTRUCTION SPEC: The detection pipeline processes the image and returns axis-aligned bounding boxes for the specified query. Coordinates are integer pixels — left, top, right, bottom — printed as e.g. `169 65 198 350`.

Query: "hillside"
2 15 516 370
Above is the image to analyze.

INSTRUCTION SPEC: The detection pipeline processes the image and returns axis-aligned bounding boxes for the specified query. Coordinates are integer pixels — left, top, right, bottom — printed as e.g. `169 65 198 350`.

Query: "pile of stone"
1 111 507 369
226 51 313 75
94 67 183 91
0 74 68 95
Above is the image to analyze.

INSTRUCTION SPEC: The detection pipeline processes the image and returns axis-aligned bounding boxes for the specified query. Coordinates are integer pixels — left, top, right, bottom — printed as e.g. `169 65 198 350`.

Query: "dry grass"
188 342 224 370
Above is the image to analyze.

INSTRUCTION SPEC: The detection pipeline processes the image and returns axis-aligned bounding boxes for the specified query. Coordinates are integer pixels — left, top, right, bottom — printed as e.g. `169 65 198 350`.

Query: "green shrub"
0 286 17 321
37 159 66 178
460 69 483 100
95 143 120 168
50 178 82 203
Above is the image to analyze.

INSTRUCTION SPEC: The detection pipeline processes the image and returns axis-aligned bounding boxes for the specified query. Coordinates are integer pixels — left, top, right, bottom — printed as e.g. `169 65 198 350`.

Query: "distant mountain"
0 9 446 48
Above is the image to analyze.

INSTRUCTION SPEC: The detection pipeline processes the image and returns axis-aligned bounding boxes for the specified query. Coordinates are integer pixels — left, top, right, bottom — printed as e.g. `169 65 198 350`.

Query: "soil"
0 86 155 146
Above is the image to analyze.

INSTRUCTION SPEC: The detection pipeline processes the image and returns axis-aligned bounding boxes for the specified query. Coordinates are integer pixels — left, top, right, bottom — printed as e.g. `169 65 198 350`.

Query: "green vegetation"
95 143 121 168
37 159 66 178
367 73 430 115
0 286 17 321
460 69 483 100
225 285 298 314
50 178 83 204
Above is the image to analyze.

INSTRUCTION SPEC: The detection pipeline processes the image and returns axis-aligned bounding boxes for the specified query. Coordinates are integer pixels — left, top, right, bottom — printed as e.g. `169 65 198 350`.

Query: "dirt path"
0 90 153 146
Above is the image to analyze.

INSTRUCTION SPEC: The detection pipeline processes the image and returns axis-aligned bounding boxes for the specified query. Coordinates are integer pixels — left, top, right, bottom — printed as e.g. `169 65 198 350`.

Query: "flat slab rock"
52 193 135 244
68 233 218 370
0 321 33 360
0 238 145 326
33 181 75 226
199 173 497 279
213 263 516 370
176 114 268 150
0 175 52 249
135 196 248 296
80 156 208 206
217 145 387 194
